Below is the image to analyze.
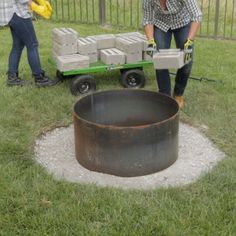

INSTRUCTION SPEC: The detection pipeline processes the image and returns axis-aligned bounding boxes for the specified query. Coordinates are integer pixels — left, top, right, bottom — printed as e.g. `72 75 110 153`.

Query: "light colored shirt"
142 0 202 32
0 0 32 26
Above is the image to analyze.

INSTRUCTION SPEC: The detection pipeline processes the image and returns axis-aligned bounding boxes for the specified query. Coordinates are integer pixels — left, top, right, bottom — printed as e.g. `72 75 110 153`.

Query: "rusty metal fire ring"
73 89 179 177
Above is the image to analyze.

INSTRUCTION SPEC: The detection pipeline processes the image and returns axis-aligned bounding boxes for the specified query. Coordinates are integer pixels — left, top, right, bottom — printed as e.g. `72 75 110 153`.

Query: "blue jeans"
154 23 193 96
8 13 42 76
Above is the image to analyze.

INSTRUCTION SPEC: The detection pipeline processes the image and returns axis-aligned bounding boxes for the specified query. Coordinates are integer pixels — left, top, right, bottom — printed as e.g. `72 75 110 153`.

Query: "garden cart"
55 60 153 96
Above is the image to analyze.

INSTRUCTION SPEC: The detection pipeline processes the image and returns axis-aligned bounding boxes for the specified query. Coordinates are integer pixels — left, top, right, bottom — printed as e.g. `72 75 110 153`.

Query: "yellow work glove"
184 39 194 64
35 0 52 14
30 2 52 19
146 38 158 57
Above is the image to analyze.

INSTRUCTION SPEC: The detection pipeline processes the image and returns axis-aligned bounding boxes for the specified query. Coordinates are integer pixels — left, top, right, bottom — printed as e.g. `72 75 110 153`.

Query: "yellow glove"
184 39 194 64
30 2 52 19
146 38 158 57
35 0 52 14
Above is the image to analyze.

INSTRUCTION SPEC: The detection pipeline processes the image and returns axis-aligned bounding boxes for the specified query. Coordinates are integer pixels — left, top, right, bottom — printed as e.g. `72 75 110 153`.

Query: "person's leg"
8 27 24 75
7 14 26 86
154 27 172 95
8 14 57 87
9 14 42 75
173 23 193 96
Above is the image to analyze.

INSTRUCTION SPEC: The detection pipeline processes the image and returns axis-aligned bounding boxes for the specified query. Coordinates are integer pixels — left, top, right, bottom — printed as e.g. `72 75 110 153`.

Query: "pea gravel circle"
34 123 225 190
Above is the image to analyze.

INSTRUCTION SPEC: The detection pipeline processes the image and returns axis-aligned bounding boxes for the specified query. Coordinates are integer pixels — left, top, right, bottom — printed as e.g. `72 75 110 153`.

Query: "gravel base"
34 123 225 190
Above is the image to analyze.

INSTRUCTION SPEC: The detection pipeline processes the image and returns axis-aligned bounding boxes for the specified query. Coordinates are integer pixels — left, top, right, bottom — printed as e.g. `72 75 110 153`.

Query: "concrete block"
143 51 152 61
52 28 78 45
88 52 98 64
127 36 147 51
116 32 143 37
56 54 89 72
52 49 58 59
77 37 97 54
88 34 115 49
115 37 143 53
100 48 125 65
52 40 77 56
135 34 148 50
152 49 185 69
125 51 142 63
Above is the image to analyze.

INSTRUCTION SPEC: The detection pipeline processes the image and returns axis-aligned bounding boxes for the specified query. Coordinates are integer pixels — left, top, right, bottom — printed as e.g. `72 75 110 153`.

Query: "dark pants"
154 23 193 96
8 13 42 76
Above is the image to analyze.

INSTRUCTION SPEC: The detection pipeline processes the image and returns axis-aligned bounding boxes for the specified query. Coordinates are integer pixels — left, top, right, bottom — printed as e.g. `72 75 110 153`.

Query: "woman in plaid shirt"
143 0 202 108
0 0 55 87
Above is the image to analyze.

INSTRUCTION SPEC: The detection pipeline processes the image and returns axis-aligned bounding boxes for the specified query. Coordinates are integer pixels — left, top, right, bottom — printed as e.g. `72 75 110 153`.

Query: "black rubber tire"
70 75 96 95
120 69 145 88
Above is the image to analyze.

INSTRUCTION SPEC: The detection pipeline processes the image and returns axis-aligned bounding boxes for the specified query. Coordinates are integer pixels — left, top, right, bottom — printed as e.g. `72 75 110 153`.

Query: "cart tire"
120 69 145 88
120 67 143 74
70 75 96 95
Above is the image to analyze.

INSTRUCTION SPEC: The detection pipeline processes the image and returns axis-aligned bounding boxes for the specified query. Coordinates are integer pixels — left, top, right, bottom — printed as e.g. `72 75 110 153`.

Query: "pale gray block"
56 54 89 72
97 50 102 60
88 34 115 49
123 34 149 51
115 32 143 37
143 51 152 61
88 52 98 64
77 37 97 54
52 40 77 56
127 36 147 51
52 49 58 59
135 34 148 51
152 49 185 69
52 28 78 45
125 51 142 63
100 48 125 65
115 37 143 53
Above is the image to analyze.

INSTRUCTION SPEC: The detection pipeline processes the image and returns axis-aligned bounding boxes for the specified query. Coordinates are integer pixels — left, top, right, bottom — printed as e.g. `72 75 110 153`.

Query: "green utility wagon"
55 60 153 95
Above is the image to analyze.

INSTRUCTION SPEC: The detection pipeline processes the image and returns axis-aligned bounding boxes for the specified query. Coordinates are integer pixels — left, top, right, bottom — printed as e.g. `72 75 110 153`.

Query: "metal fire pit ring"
73 89 179 177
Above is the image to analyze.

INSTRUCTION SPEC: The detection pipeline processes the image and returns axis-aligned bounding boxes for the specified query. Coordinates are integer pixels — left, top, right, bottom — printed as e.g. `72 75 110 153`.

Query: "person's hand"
146 38 158 57
184 39 194 63
30 1 52 19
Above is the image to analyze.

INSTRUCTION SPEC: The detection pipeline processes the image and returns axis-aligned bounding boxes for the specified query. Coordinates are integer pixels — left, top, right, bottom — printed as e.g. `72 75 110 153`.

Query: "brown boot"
174 95 185 109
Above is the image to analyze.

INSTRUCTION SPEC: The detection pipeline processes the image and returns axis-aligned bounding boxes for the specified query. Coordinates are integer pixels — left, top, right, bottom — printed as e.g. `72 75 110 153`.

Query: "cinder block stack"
52 28 78 56
52 28 153 72
77 37 98 63
116 37 143 63
52 28 90 71
100 48 125 65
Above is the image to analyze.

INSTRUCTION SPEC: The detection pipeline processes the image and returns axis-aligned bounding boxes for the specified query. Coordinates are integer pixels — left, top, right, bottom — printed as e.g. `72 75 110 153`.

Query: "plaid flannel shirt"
0 0 32 26
142 0 202 32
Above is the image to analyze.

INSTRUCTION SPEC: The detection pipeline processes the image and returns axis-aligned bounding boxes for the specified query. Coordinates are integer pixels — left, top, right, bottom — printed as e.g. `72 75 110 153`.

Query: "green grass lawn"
0 20 236 235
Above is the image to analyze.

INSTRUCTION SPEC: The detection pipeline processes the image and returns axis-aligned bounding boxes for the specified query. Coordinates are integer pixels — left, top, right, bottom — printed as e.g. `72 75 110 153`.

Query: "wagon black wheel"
70 75 96 95
120 69 145 88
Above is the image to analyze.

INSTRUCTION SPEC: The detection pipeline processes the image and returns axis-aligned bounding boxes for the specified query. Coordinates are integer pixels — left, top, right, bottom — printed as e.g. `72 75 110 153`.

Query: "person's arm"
188 21 200 40
144 24 154 41
184 0 202 40
142 0 154 39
